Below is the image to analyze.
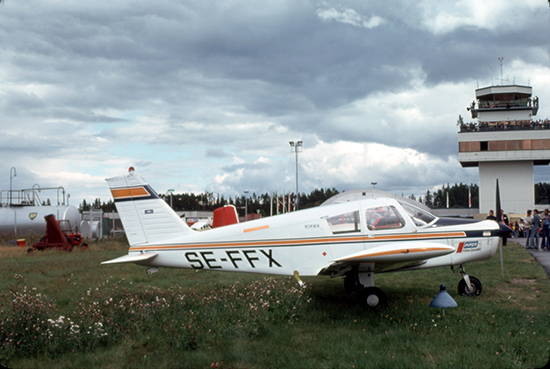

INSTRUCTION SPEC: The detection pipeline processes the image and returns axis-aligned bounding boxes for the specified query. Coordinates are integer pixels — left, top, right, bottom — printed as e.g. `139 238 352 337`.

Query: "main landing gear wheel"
458 276 482 296
357 286 386 307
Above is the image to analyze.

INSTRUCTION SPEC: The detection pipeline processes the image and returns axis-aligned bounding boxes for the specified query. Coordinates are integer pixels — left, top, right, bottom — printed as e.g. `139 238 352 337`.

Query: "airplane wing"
335 242 454 263
101 252 158 265
319 242 455 276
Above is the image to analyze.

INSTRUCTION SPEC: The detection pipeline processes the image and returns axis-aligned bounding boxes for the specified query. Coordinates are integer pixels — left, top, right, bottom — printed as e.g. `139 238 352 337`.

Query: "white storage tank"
0 205 81 235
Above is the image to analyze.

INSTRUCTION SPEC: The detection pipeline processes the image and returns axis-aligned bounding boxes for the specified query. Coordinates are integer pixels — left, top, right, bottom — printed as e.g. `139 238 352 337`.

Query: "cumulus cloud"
0 0 548 206
316 6 384 29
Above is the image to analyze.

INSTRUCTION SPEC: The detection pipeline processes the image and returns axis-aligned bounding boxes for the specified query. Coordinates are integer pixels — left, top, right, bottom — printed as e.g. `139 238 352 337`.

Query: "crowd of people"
460 119 550 132
487 208 550 250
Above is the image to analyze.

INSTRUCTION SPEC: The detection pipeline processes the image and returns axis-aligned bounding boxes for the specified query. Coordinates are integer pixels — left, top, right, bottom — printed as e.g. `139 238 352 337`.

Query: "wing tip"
101 252 158 265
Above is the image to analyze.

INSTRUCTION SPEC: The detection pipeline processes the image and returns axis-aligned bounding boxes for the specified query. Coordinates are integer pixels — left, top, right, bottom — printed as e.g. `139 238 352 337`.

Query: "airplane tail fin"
106 167 194 247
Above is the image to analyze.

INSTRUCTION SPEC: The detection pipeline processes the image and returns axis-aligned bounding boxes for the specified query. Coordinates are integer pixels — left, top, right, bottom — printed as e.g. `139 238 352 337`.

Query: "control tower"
458 84 550 214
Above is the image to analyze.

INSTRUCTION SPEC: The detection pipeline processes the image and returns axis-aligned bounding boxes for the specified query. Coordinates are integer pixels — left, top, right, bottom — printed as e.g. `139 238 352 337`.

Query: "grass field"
1 236 549 368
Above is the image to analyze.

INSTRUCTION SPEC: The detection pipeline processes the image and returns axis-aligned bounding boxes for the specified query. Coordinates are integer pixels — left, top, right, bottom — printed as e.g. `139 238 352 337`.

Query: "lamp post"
9 167 17 207
371 182 377 189
244 190 249 221
167 189 174 208
289 140 303 210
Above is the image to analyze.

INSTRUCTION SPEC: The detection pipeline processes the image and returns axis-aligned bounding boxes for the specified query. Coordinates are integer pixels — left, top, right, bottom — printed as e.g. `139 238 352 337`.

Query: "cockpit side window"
326 210 360 234
365 206 405 230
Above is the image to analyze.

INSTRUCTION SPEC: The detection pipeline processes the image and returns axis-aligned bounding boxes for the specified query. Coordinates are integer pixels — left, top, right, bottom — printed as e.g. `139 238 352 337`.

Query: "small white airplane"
103 167 507 307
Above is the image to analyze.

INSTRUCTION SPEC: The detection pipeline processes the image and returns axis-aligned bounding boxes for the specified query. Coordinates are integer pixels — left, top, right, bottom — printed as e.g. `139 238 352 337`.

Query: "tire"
356 286 386 307
66 236 74 252
458 276 482 296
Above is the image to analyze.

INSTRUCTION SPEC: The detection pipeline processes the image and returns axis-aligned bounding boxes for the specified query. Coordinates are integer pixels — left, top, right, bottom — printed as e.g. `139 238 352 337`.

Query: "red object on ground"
30 214 86 252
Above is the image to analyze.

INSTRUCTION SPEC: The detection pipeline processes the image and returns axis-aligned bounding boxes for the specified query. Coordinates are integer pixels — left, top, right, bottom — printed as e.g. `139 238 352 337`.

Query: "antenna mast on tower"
498 57 504 85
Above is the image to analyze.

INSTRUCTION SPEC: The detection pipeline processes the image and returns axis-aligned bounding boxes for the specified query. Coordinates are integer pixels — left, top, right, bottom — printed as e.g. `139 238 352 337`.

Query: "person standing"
524 210 533 246
499 209 510 246
500 209 509 226
542 209 550 250
518 219 524 237
529 209 541 249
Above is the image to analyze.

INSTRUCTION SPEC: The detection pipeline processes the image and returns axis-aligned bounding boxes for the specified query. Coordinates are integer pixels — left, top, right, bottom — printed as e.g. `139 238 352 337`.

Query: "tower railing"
459 119 550 132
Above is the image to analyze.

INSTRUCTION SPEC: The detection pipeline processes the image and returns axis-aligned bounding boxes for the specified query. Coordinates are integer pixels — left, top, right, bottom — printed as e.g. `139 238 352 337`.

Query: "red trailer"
29 214 87 252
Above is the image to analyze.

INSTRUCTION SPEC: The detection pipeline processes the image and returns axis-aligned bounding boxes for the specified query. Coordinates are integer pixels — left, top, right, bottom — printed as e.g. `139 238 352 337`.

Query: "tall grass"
0 237 549 368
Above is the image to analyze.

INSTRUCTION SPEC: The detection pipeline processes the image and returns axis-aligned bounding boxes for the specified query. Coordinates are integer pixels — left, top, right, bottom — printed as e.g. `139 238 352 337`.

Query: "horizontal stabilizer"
336 242 454 263
101 252 158 265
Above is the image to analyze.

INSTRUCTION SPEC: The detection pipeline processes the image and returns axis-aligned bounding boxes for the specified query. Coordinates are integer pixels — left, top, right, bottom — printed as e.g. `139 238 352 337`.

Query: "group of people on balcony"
469 96 539 110
459 119 550 132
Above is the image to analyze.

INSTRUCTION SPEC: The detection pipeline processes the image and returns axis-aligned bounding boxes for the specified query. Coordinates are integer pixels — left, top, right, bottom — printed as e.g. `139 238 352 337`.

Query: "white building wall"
479 161 534 214
477 110 535 122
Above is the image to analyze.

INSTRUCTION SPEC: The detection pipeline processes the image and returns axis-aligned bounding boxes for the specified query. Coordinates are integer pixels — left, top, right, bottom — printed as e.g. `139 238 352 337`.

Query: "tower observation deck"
458 84 550 214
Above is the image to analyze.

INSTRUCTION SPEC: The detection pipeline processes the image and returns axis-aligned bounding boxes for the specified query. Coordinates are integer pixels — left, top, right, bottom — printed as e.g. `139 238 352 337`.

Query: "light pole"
371 182 377 189
289 140 303 210
244 190 249 221
167 189 174 208
9 167 17 207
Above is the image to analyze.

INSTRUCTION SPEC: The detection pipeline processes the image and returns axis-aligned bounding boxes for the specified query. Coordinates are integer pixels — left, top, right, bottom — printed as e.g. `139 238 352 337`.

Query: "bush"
0 274 310 364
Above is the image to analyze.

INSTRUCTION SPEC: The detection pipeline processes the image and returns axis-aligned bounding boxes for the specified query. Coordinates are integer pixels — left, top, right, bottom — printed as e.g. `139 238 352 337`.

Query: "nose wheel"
454 265 483 297
458 276 482 296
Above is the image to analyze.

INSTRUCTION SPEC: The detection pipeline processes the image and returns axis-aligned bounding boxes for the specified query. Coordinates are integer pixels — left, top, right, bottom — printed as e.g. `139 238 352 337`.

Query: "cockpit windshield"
397 200 437 227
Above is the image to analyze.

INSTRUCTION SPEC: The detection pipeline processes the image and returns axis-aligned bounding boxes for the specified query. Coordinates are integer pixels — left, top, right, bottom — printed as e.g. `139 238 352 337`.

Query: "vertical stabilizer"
106 168 193 247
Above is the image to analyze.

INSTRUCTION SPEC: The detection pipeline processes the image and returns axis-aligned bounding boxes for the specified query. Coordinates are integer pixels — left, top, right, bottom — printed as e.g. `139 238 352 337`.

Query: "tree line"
79 188 340 217
80 182 550 215
417 183 479 209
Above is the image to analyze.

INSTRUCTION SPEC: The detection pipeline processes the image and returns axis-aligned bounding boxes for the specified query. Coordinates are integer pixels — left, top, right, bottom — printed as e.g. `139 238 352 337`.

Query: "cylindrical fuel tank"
89 221 100 238
80 220 91 238
0 205 81 235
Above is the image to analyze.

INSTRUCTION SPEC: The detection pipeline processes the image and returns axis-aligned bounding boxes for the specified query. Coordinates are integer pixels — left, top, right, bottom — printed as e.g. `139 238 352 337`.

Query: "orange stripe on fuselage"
243 225 270 233
128 231 467 252
111 187 149 199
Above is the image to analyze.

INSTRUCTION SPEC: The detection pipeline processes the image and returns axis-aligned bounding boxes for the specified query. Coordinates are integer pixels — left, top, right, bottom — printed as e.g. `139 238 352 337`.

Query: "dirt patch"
492 279 543 311
509 278 537 284
0 245 28 259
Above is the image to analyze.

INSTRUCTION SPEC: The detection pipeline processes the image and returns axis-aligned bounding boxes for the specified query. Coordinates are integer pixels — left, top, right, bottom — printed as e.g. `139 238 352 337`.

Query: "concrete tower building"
458 84 550 214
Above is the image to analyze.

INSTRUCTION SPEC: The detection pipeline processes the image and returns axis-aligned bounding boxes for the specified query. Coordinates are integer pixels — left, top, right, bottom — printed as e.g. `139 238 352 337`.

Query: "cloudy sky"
0 0 549 207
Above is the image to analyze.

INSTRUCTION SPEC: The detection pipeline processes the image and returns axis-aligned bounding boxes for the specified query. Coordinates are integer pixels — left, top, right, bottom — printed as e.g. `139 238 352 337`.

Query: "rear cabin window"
365 206 405 230
326 211 360 234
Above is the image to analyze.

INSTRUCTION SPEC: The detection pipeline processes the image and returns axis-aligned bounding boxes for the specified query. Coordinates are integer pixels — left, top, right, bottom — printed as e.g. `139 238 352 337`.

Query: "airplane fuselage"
103 169 504 305
122 198 500 277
